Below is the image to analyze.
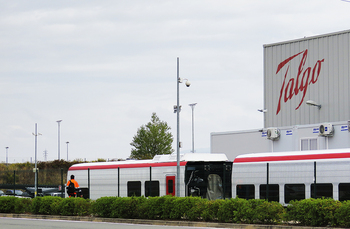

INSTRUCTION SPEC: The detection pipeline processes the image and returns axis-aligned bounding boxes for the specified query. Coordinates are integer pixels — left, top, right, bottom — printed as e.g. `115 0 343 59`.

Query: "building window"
145 181 160 197
285 184 305 203
301 138 318 151
311 183 333 199
236 184 255 200
127 181 141 197
260 184 279 202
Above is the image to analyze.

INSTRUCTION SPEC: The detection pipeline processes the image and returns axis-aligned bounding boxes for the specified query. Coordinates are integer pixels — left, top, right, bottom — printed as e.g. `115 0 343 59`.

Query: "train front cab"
185 161 232 200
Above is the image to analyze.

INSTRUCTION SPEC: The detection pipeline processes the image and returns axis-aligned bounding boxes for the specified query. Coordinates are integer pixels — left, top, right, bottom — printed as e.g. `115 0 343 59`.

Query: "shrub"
31 197 42 214
92 196 116 217
32 196 63 215
14 198 32 214
110 196 146 219
217 197 247 223
335 200 350 227
161 195 176 219
201 199 223 221
0 196 17 213
169 196 200 220
59 197 91 216
285 198 340 227
138 196 166 219
186 197 207 221
246 199 284 224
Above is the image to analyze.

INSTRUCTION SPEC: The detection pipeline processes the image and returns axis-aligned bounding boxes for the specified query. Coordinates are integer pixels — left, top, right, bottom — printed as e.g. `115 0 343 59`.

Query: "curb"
0 213 334 229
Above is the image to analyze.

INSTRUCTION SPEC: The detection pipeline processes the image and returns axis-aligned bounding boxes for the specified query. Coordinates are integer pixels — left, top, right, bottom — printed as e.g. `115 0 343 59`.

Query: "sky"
1 0 350 163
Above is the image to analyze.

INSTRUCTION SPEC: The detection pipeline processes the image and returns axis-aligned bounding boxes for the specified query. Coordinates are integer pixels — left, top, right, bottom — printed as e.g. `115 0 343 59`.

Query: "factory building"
211 30 350 161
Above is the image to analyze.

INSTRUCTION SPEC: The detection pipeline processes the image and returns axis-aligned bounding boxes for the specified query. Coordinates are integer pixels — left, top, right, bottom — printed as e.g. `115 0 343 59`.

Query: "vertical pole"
58 122 60 160
149 166 152 197
118 167 120 197
36 171 39 196
314 161 317 198
189 103 197 153
66 142 69 161
192 106 194 153
88 168 90 199
61 168 64 198
5 147 8 165
176 57 180 197
57 120 62 160
266 163 269 201
34 123 38 198
13 170 16 195
223 163 226 199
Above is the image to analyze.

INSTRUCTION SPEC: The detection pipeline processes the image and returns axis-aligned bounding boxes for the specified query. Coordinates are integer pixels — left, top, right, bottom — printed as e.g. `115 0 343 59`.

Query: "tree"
130 113 174 159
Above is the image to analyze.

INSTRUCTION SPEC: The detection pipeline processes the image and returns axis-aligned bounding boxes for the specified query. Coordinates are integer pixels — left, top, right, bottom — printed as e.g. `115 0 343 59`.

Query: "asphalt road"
0 218 223 229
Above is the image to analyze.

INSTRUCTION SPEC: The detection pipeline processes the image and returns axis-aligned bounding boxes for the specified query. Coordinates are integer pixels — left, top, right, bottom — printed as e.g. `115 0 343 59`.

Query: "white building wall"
211 121 350 161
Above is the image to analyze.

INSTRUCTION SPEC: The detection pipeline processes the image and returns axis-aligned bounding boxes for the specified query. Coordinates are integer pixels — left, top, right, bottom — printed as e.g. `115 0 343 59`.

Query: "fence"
0 168 68 197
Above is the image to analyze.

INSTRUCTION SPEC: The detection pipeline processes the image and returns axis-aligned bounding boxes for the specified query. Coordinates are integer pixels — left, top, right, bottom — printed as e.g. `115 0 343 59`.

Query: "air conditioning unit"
319 123 334 136
267 128 280 140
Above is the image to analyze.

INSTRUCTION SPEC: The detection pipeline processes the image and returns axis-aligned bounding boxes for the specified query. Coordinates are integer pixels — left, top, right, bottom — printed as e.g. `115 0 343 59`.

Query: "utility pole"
43 149 48 161
189 103 197 153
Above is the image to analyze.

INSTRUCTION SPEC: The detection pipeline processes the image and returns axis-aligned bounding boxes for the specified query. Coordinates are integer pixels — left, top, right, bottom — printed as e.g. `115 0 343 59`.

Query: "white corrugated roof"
70 153 229 169
235 148 350 159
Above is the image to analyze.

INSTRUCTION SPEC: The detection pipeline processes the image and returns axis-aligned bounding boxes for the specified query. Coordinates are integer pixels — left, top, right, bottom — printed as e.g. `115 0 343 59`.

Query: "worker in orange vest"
66 175 82 197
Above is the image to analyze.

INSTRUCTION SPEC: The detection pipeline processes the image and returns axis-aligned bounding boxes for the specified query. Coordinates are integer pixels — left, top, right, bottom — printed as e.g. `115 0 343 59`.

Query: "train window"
284 184 305 203
259 184 279 202
168 180 173 194
339 183 350 201
206 174 223 200
127 181 141 197
236 184 255 200
145 181 160 197
311 183 333 199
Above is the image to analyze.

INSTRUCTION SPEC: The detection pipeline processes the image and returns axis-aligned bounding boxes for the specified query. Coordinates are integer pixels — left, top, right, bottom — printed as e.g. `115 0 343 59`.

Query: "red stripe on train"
69 161 188 171
233 152 350 163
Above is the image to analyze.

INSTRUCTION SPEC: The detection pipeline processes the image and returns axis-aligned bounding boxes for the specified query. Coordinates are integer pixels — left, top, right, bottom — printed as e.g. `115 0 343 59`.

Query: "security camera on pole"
175 57 191 197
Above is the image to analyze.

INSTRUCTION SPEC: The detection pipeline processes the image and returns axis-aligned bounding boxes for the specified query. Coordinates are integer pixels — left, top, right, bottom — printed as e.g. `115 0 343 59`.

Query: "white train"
233 148 350 204
67 153 232 200
68 148 350 204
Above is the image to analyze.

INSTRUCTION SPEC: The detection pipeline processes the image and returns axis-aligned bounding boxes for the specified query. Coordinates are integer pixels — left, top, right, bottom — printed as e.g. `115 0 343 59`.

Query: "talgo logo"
275 49 325 115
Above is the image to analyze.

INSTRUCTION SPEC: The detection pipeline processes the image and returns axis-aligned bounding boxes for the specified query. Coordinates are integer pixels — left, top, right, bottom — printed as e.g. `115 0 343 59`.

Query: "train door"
166 175 175 196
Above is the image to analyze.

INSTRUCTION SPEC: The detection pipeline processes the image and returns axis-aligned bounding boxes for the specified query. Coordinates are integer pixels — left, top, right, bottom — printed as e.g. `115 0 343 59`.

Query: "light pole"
32 123 42 197
66 141 69 161
5 147 9 165
175 57 191 197
57 120 62 160
189 103 197 153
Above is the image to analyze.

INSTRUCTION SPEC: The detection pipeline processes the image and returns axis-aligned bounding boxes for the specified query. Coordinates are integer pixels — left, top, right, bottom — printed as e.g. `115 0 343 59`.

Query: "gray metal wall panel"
211 130 270 161
264 30 350 128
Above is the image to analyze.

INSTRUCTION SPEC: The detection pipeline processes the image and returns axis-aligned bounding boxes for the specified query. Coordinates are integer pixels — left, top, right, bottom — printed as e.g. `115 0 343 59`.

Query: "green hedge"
285 198 342 227
3 196 350 227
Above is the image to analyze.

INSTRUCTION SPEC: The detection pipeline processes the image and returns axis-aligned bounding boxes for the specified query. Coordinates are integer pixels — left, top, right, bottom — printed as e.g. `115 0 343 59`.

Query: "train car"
232 148 350 205
67 153 232 200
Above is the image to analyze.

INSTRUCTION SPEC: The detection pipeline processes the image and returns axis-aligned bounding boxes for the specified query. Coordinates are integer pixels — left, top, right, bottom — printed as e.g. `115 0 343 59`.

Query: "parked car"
5 189 23 196
0 190 4 196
